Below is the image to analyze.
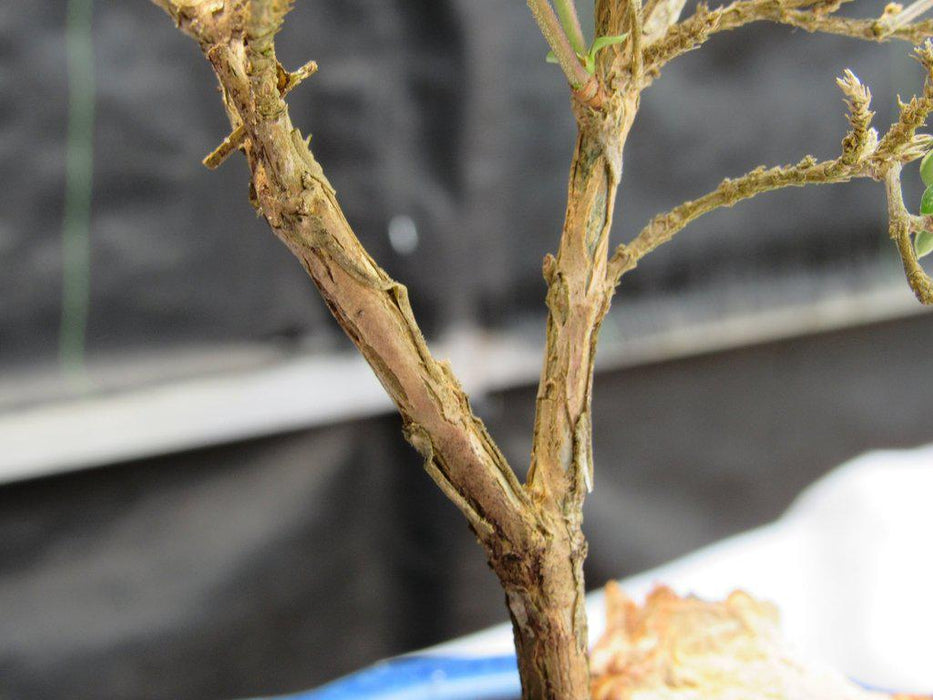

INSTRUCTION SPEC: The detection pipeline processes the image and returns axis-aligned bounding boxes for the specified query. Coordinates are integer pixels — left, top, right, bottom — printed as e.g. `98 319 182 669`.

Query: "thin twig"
607 60 933 293
606 155 858 283
886 164 933 303
554 0 588 54
629 0 645 83
646 0 933 77
527 0 592 88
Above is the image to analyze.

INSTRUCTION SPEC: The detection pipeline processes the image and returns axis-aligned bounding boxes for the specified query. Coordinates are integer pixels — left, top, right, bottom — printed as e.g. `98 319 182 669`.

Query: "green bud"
921 184 933 215
916 230 933 258
921 151 933 187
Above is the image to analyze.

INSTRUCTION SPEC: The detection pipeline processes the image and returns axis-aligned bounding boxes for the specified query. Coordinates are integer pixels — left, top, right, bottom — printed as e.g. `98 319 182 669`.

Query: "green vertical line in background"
59 0 95 381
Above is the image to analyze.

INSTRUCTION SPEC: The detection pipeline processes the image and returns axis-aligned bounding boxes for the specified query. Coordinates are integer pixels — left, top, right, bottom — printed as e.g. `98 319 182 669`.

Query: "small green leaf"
547 35 627 74
916 230 933 258
921 150 933 187
590 33 628 55
921 184 933 215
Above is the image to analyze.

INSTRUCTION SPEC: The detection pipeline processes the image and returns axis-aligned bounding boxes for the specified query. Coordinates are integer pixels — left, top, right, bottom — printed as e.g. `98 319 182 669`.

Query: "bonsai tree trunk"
146 6 630 693
496 528 591 697
498 123 633 697
147 0 933 697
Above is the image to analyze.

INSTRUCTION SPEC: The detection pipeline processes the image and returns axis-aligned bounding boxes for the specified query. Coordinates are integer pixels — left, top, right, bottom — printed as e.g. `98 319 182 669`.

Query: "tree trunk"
491 519 590 699
506 94 634 696
146 7 638 699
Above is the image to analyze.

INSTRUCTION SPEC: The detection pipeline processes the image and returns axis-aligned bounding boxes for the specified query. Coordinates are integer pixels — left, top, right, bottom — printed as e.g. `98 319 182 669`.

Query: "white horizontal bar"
0 282 926 484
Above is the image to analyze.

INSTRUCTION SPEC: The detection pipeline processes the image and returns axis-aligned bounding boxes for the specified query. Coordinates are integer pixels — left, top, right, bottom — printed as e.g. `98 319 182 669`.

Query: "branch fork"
147 2 933 698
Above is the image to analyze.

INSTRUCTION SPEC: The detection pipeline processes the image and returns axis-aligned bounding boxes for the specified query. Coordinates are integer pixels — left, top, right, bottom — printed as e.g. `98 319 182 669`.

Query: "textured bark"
146 2 933 697
498 523 590 699
528 132 618 507
146 5 643 697
513 95 634 696
150 4 538 559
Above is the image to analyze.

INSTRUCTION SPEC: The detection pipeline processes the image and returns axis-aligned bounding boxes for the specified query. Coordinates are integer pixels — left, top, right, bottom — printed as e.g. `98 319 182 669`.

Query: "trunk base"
493 527 590 699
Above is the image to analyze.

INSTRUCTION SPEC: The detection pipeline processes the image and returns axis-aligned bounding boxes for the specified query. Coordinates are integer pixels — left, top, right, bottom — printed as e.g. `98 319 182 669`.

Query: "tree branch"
645 0 933 79
607 59 933 295
203 59 317 169
607 157 854 284
514 90 640 700
886 164 933 302
528 0 607 107
527 0 592 88
526 37 642 511
629 0 647 84
554 0 588 55
149 0 540 554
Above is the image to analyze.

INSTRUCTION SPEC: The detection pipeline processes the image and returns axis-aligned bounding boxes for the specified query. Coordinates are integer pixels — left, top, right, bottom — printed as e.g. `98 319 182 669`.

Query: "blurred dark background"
2 1 933 698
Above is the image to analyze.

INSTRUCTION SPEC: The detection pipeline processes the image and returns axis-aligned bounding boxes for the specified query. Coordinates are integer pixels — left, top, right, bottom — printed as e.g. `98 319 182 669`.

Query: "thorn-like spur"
203 125 247 170
202 59 318 170
279 59 318 94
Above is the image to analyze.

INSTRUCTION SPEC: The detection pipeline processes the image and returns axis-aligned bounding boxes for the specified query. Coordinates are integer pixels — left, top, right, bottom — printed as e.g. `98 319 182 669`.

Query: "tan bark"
513 80 636 694
500 525 591 698
148 3 642 696
148 6 610 696
528 131 619 506
145 2 933 698
155 2 538 551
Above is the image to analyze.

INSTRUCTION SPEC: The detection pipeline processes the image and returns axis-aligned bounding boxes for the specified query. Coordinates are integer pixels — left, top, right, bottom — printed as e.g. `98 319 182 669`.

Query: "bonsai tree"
147 0 933 696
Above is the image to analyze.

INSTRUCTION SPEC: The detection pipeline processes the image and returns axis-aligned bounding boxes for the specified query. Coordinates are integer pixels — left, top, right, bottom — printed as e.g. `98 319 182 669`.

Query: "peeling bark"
516 112 633 697
498 523 590 699
146 3 645 697
177 9 536 555
145 3 933 698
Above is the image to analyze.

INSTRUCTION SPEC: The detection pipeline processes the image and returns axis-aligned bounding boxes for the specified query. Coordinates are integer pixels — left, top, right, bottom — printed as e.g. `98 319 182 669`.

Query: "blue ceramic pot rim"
278 655 521 700
275 653 914 700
